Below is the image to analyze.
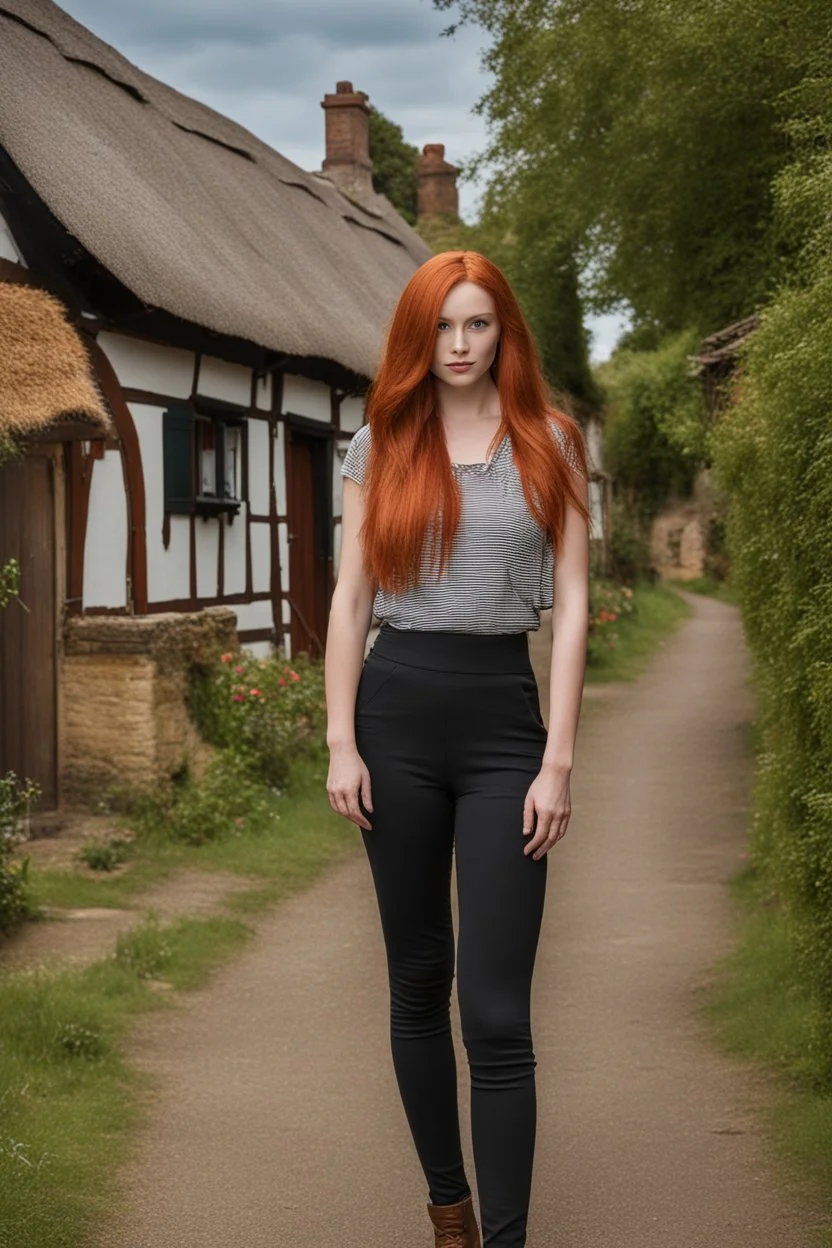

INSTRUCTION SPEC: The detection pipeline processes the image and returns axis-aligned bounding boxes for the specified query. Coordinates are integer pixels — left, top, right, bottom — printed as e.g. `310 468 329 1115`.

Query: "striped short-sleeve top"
340 417 585 634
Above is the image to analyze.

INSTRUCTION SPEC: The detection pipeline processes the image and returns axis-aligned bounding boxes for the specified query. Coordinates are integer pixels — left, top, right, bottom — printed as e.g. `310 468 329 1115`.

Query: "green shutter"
163 405 194 515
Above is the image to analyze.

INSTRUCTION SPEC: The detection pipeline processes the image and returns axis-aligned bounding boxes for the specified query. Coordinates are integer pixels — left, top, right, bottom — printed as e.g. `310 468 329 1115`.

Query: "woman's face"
429 281 501 389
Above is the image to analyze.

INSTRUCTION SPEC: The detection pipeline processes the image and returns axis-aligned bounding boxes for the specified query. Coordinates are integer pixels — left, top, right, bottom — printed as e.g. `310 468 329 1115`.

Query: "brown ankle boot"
426 1194 482 1248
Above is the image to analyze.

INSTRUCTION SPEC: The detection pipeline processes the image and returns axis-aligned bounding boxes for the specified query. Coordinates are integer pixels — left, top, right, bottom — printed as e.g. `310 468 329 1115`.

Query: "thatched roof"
0 0 432 381
693 314 760 371
0 282 110 436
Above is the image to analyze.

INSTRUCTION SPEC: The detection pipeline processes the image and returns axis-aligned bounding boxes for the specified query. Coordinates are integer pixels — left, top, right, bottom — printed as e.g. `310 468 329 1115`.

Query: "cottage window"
196 416 218 497
163 403 246 517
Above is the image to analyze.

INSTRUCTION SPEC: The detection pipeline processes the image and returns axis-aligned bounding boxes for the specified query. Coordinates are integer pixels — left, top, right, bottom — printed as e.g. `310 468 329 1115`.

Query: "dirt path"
0 867 258 973
98 593 826 1247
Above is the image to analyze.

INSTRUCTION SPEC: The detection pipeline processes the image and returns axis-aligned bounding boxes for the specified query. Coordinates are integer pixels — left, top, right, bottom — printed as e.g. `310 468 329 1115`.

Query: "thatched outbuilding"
691 314 759 416
0 282 110 439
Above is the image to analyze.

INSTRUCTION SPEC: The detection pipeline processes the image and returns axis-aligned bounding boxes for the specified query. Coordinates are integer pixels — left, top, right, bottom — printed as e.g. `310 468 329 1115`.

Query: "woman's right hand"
326 742 374 831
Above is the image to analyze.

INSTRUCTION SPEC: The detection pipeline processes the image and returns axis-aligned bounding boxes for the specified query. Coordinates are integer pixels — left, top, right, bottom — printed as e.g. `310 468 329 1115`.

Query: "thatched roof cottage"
0 0 434 805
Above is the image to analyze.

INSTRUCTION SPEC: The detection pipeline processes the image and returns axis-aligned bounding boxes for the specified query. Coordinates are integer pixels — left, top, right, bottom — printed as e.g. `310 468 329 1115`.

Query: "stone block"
60 608 237 806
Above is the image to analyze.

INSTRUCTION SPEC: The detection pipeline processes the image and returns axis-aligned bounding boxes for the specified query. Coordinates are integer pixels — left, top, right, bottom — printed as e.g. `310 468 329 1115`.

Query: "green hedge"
709 72 832 1083
596 328 707 522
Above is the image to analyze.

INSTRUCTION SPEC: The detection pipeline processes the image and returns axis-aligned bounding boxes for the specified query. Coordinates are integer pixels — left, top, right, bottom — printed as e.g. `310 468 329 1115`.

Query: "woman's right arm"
324 475 375 831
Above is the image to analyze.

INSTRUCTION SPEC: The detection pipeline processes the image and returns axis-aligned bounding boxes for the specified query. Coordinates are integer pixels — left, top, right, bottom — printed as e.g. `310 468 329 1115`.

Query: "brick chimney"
321 81 373 198
417 144 460 218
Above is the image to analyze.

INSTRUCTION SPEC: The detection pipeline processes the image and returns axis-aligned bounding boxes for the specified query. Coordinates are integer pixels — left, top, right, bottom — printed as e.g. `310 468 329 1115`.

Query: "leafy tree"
368 106 420 225
596 329 705 520
367 97 597 402
474 166 599 406
434 0 829 337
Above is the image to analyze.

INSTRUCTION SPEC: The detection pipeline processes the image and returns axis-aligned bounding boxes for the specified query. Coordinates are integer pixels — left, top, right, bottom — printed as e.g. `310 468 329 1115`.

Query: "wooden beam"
270 371 286 650
83 336 149 615
22 421 110 444
65 441 95 615
0 259 39 287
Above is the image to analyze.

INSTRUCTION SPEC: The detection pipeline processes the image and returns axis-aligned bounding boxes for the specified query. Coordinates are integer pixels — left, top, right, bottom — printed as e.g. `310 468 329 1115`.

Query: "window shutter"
163 405 194 514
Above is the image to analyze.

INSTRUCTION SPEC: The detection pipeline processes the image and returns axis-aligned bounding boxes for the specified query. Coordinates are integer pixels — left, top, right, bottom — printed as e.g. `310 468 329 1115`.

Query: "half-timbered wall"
0 207 25 265
331 394 366 579
83 449 128 609
81 331 367 659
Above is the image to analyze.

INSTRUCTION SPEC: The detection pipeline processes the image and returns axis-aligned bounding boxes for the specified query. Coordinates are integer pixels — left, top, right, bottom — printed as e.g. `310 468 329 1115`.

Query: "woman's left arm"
523 479 590 859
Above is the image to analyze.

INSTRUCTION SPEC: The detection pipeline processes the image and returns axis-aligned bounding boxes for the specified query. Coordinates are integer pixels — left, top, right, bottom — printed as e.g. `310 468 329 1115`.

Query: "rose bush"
587 580 635 666
187 648 326 788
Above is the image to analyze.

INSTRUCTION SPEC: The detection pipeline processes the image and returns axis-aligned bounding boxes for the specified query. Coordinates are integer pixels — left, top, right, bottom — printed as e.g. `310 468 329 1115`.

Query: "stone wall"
61 607 238 805
649 506 707 579
648 467 719 580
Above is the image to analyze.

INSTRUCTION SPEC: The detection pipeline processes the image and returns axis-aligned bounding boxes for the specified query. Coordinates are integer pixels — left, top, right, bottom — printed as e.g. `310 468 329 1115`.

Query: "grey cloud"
61 0 459 55
60 0 489 214
54 0 624 355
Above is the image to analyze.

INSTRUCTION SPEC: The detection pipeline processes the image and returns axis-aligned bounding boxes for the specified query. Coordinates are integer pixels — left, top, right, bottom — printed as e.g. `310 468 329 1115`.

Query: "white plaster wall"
282 374 331 423
98 333 194 398
340 396 365 433
333 521 342 579
250 522 271 594
333 439 351 517
278 522 290 594
198 355 252 407
247 420 271 515
130 403 190 603
587 414 604 473
274 422 286 515
254 374 272 412
0 211 25 264
195 518 220 600
223 510 247 596
244 640 272 660
234 598 273 632
281 597 291 626
83 450 127 608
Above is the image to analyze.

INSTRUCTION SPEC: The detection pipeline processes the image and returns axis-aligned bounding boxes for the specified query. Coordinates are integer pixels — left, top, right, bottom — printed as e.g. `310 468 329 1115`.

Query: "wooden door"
287 430 331 659
0 451 58 808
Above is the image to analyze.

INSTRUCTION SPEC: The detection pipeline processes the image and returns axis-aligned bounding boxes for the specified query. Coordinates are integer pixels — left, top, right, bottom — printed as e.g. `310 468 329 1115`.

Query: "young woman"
324 250 590 1248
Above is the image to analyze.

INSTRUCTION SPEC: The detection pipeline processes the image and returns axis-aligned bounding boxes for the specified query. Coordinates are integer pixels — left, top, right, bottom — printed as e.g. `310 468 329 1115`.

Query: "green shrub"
596 329 707 522
587 579 637 667
55 1021 107 1061
187 648 326 788
709 57 832 1083
0 772 39 933
608 497 656 583
114 913 173 980
77 834 132 872
702 512 731 583
163 753 276 845
0 556 20 609
124 751 280 848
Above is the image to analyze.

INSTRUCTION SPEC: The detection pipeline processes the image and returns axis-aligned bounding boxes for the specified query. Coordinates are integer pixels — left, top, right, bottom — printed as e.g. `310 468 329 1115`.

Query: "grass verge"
584 580 692 684
667 573 739 606
700 865 832 1240
26 747 357 916
0 748 355 1248
0 913 250 1248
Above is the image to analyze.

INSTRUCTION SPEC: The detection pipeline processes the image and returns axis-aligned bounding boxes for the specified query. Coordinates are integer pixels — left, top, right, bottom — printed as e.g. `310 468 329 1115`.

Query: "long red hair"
360 250 590 594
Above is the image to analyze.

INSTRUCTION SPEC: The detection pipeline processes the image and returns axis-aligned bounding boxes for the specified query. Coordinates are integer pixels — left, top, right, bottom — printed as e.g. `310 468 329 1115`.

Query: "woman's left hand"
522 762 572 859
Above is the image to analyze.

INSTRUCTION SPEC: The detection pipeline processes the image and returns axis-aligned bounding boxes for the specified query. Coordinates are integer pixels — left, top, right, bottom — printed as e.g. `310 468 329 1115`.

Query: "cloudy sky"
59 0 626 361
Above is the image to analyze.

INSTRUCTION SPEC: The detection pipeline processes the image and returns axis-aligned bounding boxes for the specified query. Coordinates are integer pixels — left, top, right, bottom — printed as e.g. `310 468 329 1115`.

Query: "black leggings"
355 623 549 1248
